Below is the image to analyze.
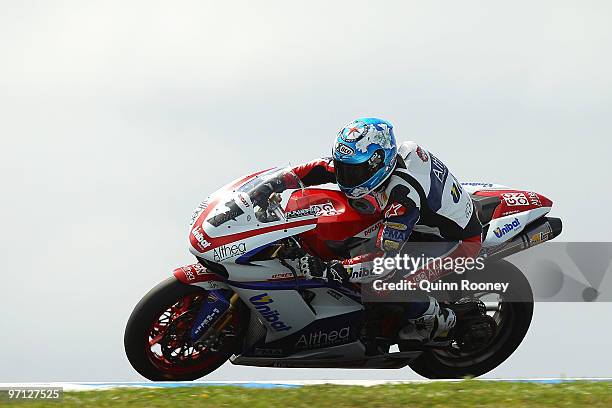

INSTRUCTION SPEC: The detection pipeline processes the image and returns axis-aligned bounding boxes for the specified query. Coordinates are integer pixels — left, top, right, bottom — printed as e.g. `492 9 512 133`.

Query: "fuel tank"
285 188 382 260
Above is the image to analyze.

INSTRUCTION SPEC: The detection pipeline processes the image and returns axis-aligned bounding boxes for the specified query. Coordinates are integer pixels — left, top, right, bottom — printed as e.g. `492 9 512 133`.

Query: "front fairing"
188 167 317 264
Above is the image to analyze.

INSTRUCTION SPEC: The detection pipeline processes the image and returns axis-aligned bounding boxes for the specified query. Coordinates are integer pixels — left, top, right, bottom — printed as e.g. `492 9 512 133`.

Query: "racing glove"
299 255 349 284
249 183 274 209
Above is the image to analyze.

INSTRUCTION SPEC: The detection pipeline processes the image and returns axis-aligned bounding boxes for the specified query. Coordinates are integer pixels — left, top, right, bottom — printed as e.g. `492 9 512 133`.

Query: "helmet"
332 118 397 198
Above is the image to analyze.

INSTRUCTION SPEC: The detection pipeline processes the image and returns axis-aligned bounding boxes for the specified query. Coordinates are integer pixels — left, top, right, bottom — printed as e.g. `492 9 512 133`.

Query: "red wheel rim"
144 292 239 375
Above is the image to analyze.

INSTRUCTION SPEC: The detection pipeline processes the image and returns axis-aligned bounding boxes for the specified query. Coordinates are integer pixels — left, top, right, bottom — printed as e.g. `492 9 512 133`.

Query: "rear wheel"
124 277 245 381
404 260 533 379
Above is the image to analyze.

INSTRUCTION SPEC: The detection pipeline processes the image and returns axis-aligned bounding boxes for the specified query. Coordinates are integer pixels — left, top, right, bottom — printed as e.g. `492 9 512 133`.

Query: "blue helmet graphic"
332 118 397 198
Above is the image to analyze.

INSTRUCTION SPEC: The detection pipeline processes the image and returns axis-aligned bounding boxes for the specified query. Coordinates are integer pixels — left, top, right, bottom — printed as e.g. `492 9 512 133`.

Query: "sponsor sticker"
295 326 350 349
287 202 340 219
382 240 401 251
192 226 212 251
502 192 529 207
462 182 494 188
192 307 221 337
362 220 383 237
527 191 542 206
238 193 250 207
430 154 448 184
530 231 549 244
190 200 209 226
311 202 339 216
213 242 247 262
286 208 315 219
349 267 376 280
383 227 407 242
465 201 473 219
181 263 208 281
450 180 463 203
501 209 520 217
385 222 407 231
336 143 355 156
416 145 429 162
385 203 406 218
249 293 292 332
194 263 206 274
493 218 521 238
270 272 294 280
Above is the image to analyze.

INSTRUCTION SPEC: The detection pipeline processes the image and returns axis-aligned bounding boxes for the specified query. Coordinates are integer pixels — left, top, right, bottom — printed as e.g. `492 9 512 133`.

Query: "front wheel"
124 277 244 381
404 260 534 379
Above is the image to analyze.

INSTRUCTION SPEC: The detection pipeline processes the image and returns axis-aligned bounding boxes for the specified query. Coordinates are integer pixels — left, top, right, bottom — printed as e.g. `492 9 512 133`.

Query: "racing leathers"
292 141 483 342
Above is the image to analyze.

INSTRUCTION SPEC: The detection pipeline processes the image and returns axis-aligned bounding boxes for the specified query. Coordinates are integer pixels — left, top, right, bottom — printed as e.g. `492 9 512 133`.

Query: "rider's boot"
447 297 496 351
397 298 456 343
447 297 487 319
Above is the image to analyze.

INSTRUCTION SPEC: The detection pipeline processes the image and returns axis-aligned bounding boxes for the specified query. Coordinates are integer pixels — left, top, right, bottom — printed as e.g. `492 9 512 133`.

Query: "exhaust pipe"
484 217 562 260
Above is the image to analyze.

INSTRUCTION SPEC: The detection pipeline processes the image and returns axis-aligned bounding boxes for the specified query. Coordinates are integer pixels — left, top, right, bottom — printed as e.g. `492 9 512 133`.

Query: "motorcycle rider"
251 118 482 345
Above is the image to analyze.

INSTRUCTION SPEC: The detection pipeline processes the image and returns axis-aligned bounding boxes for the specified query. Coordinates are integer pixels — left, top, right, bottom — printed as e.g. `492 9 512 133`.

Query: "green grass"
8 381 612 408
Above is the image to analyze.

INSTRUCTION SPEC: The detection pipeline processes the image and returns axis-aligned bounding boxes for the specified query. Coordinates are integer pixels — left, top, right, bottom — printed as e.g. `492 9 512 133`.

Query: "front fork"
189 291 241 350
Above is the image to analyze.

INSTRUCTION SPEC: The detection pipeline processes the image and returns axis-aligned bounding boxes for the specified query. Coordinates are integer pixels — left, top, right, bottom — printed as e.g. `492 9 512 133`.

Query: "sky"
1 0 611 381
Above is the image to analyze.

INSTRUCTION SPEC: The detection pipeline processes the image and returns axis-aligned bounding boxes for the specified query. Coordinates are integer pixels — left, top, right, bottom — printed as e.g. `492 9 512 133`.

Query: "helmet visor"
334 149 385 188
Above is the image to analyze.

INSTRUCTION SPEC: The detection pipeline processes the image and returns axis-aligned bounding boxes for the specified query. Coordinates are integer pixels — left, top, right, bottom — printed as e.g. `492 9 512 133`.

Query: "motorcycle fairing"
180 172 559 369
463 185 554 247
241 309 363 358
284 188 382 260
173 263 230 290
228 281 363 343
190 166 384 265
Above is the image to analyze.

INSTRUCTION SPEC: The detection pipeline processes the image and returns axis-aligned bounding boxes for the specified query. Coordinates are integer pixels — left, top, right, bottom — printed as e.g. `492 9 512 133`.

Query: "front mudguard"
172 263 230 291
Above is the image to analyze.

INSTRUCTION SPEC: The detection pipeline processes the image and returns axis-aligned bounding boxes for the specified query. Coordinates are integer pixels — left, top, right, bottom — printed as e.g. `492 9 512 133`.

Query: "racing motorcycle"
124 167 562 380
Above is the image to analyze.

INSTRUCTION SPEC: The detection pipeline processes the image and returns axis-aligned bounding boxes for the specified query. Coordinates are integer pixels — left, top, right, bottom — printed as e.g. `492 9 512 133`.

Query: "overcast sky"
1 1 611 381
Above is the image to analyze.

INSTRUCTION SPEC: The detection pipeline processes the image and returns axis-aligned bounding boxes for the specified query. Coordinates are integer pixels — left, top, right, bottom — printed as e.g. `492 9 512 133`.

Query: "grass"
6 381 612 408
